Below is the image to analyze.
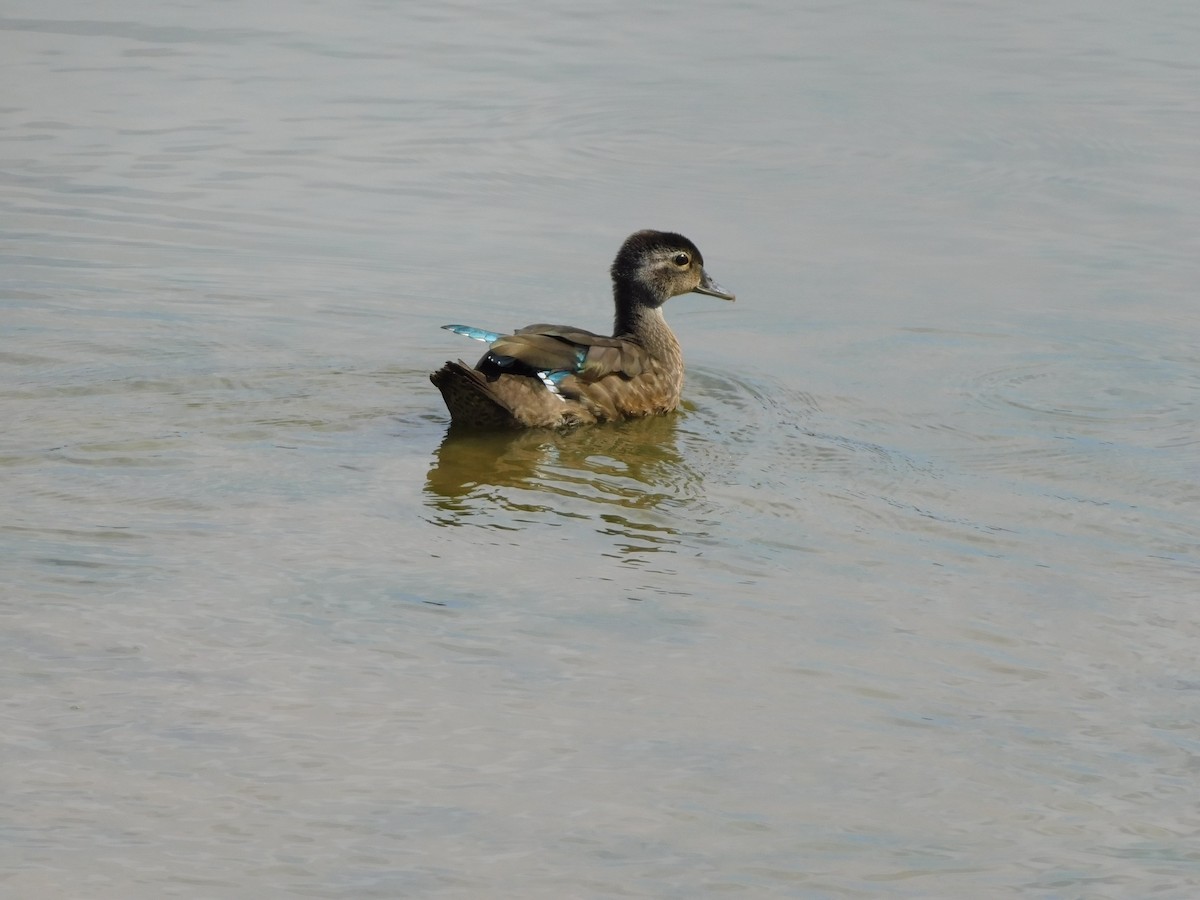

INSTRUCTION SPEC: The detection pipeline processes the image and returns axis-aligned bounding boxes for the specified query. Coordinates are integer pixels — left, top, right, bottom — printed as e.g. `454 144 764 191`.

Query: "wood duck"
430 230 735 428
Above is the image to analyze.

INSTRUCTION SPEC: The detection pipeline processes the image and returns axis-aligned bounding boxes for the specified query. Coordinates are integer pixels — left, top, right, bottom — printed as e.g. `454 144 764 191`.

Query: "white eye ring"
672 252 690 267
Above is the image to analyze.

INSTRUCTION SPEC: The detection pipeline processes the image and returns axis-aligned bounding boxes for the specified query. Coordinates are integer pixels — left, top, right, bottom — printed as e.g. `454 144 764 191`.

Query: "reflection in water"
424 414 697 555
422 368 927 562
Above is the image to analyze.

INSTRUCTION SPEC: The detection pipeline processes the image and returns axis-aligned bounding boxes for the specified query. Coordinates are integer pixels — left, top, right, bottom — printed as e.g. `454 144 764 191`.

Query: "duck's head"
611 230 736 307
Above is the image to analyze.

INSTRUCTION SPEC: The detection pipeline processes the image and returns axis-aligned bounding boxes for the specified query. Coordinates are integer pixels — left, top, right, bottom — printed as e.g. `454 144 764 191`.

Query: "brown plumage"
430 230 735 428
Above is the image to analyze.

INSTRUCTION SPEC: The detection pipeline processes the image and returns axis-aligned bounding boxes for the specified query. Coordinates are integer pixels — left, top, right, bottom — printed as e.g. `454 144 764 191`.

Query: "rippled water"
4 1 1200 897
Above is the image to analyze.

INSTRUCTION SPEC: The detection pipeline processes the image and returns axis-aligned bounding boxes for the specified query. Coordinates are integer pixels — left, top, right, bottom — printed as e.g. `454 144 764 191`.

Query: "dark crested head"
610 229 735 306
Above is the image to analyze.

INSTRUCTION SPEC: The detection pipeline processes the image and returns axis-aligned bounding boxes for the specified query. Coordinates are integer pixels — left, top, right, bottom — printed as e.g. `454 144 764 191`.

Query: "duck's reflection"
424 414 699 554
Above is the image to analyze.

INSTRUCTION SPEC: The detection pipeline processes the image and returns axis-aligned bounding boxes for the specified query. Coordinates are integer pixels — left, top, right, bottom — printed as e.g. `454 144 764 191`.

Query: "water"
4 1 1199 897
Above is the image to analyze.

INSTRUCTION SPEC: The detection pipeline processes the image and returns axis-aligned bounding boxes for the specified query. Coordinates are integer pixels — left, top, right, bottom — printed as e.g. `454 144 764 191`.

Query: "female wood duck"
430 230 735 428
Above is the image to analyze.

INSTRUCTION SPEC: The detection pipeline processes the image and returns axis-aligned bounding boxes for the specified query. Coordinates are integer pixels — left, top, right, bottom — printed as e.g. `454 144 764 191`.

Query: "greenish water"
3 1 1199 897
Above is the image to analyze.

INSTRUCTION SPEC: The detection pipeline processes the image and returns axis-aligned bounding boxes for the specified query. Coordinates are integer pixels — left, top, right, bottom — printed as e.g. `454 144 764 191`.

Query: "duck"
430 230 735 429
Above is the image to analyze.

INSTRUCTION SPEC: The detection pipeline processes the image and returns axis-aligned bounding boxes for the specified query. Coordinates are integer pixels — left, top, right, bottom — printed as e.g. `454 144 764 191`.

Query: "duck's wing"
498 323 647 381
442 324 503 343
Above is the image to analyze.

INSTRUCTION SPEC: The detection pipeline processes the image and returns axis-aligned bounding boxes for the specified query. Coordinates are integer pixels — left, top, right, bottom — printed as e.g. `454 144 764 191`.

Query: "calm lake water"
4 1 1199 897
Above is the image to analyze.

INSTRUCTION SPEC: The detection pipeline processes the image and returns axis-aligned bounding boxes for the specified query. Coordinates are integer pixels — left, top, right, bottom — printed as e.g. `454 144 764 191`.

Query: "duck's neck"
613 285 679 359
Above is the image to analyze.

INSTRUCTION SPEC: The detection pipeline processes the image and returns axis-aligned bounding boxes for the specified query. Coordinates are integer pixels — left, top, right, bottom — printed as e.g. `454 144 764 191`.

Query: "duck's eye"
672 252 690 267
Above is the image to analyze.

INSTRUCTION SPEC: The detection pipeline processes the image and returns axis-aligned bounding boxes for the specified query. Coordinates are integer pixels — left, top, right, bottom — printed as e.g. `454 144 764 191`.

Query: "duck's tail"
430 360 520 429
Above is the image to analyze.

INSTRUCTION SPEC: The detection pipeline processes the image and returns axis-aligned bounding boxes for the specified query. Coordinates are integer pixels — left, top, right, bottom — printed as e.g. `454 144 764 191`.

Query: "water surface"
4 1 1199 897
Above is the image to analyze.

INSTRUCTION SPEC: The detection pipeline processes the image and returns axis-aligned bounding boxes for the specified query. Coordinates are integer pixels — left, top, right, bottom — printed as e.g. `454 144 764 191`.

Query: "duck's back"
431 324 682 428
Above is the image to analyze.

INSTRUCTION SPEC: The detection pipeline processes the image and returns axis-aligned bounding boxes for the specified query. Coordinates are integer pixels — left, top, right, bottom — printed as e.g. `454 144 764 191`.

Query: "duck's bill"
693 271 736 301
